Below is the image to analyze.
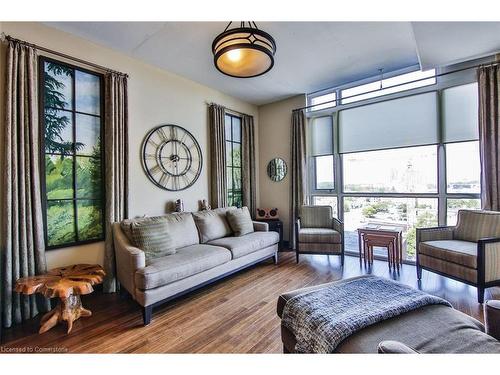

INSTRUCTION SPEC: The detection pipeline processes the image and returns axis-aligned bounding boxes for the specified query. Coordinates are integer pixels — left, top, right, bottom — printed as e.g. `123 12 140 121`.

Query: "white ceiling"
45 22 500 106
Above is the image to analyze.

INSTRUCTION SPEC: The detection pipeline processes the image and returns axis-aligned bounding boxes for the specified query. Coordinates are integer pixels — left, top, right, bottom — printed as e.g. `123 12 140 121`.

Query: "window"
341 69 436 104
309 92 336 111
446 141 480 194
312 196 338 218
41 58 104 248
225 114 242 207
343 146 438 193
447 198 481 226
314 155 334 190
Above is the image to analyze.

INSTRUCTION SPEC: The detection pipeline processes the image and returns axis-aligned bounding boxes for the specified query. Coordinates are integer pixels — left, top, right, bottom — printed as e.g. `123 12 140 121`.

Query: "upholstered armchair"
295 205 344 265
416 210 500 303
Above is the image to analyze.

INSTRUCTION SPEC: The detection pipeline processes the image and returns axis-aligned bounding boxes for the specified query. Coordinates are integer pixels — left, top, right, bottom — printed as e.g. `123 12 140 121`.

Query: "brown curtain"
242 114 257 218
290 110 308 250
478 65 500 211
1 40 50 328
208 104 227 208
103 73 129 293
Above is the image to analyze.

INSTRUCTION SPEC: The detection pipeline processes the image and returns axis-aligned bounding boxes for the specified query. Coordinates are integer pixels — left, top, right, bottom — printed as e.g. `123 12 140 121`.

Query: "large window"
308 72 481 263
41 58 104 248
225 114 242 207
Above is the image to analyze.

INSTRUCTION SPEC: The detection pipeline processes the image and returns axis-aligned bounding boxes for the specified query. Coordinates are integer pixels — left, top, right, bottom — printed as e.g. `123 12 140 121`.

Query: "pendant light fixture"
212 21 277 78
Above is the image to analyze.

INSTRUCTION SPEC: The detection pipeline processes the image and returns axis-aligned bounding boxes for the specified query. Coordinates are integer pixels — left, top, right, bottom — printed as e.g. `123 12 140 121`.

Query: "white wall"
258 95 306 242
0 22 259 268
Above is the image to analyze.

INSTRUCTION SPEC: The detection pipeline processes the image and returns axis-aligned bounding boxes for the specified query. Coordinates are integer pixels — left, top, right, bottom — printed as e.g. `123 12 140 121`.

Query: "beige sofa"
113 208 279 325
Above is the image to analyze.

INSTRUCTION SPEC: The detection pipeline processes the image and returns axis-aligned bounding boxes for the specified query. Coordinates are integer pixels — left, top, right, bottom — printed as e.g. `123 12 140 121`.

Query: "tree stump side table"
15 264 105 334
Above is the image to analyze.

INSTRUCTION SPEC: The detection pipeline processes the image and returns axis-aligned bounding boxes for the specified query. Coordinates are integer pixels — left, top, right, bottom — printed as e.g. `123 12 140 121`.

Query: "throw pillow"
130 220 176 262
226 207 254 237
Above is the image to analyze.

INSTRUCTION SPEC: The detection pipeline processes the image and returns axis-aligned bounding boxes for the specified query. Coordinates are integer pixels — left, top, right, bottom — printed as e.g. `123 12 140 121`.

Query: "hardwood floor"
2 252 499 353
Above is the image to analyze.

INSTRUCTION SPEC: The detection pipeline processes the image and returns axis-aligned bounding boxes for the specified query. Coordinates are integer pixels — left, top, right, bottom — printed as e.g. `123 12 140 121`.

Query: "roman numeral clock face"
142 125 202 191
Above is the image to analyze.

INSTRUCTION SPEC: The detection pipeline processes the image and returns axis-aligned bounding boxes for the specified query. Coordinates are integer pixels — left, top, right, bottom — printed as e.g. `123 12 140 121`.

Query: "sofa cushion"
419 240 477 268
226 206 254 237
134 244 231 290
121 213 199 249
192 208 234 243
207 231 279 259
298 228 341 244
130 220 176 262
454 210 500 242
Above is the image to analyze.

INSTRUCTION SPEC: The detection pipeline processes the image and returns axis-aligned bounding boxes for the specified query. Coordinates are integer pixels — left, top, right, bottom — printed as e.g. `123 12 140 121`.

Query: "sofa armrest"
478 237 500 282
253 221 269 232
377 341 419 354
112 223 146 298
484 300 500 341
416 226 455 243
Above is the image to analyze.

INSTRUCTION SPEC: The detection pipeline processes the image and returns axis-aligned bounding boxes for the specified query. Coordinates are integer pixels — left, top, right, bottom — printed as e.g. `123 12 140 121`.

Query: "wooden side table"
15 264 105 334
256 219 283 250
357 226 403 270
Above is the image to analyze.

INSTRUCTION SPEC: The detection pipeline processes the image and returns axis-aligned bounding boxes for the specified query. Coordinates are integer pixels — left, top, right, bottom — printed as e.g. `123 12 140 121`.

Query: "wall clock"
142 124 203 191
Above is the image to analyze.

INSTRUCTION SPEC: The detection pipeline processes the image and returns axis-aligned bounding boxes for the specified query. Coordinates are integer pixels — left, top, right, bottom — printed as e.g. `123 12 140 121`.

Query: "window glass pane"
225 141 233 167
233 168 242 190
447 199 481 226
44 109 74 155
47 200 76 246
77 200 103 241
224 115 232 140
343 197 438 261
312 196 338 218
233 193 242 208
315 155 334 190
232 117 241 142
76 114 100 156
310 92 336 111
76 157 102 199
341 69 435 104
44 61 73 110
75 71 100 115
446 141 480 194
226 168 233 191
232 143 241 167
45 155 74 199
311 116 333 156
343 146 437 193
442 83 479 143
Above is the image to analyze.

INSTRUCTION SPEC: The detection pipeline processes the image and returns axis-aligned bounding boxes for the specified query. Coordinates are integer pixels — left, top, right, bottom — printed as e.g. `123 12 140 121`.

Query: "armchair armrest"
416 226 455 243
332 217 344 234
484 300 500 341
112 223 146 298
253 221 269 232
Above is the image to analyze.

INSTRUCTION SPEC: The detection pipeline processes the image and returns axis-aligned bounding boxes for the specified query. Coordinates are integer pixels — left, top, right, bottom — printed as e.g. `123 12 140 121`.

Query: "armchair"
416 210 500 303
295 205 344 265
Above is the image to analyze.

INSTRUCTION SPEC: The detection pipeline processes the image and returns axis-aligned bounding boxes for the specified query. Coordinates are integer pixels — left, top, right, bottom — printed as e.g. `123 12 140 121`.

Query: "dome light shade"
212 22 277 78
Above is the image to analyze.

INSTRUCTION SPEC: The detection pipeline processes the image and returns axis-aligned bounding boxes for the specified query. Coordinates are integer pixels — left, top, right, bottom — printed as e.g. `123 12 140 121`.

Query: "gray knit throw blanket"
281 276 452 353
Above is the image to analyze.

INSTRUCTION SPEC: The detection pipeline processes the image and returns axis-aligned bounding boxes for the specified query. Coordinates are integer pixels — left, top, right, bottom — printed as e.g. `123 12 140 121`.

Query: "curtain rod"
294 60 500 113
205 101 250 117
1 33 129 78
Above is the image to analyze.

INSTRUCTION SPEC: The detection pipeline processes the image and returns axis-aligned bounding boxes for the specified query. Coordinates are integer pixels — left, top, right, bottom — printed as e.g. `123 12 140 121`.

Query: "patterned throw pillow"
226 207 254 237
130 220 176 262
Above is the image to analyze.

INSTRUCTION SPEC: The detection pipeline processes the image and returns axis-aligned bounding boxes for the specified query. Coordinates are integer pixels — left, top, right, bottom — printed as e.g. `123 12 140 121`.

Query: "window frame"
308 70 482 263
225 112 243 208
39 56 106 250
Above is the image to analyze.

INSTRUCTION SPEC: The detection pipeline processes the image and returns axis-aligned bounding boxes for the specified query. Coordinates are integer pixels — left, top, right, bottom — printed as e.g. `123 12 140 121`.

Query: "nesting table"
357 225 403 270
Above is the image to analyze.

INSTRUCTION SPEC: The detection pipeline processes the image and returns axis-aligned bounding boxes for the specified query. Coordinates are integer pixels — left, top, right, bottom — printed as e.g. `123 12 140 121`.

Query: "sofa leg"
273 253 279 265
416 265 422 280
296 251 299 263
283 345 291 353
478 286 485 304
341 253 345 267
143 305 153 326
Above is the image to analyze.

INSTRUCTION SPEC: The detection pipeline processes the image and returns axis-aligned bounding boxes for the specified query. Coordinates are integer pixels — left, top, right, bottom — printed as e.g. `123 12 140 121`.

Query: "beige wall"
258 95 306 242
0 22 259 268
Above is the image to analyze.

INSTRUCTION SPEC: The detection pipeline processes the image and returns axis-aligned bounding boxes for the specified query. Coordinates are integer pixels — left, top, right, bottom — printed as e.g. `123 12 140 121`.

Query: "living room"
1 0 500 371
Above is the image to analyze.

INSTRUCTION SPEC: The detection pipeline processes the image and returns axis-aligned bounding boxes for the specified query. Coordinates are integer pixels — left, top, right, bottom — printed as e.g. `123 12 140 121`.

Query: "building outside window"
308 69 480 263
40 57 104 248
225 113 243 207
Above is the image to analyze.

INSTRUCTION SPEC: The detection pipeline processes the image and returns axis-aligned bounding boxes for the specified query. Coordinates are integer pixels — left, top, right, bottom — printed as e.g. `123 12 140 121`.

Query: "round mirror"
267 158 287 182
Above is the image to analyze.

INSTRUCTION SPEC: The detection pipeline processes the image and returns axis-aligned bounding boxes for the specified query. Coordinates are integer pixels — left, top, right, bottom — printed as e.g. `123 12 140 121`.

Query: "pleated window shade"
310 115 334 156
442 83 479 143
338 92 439 154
